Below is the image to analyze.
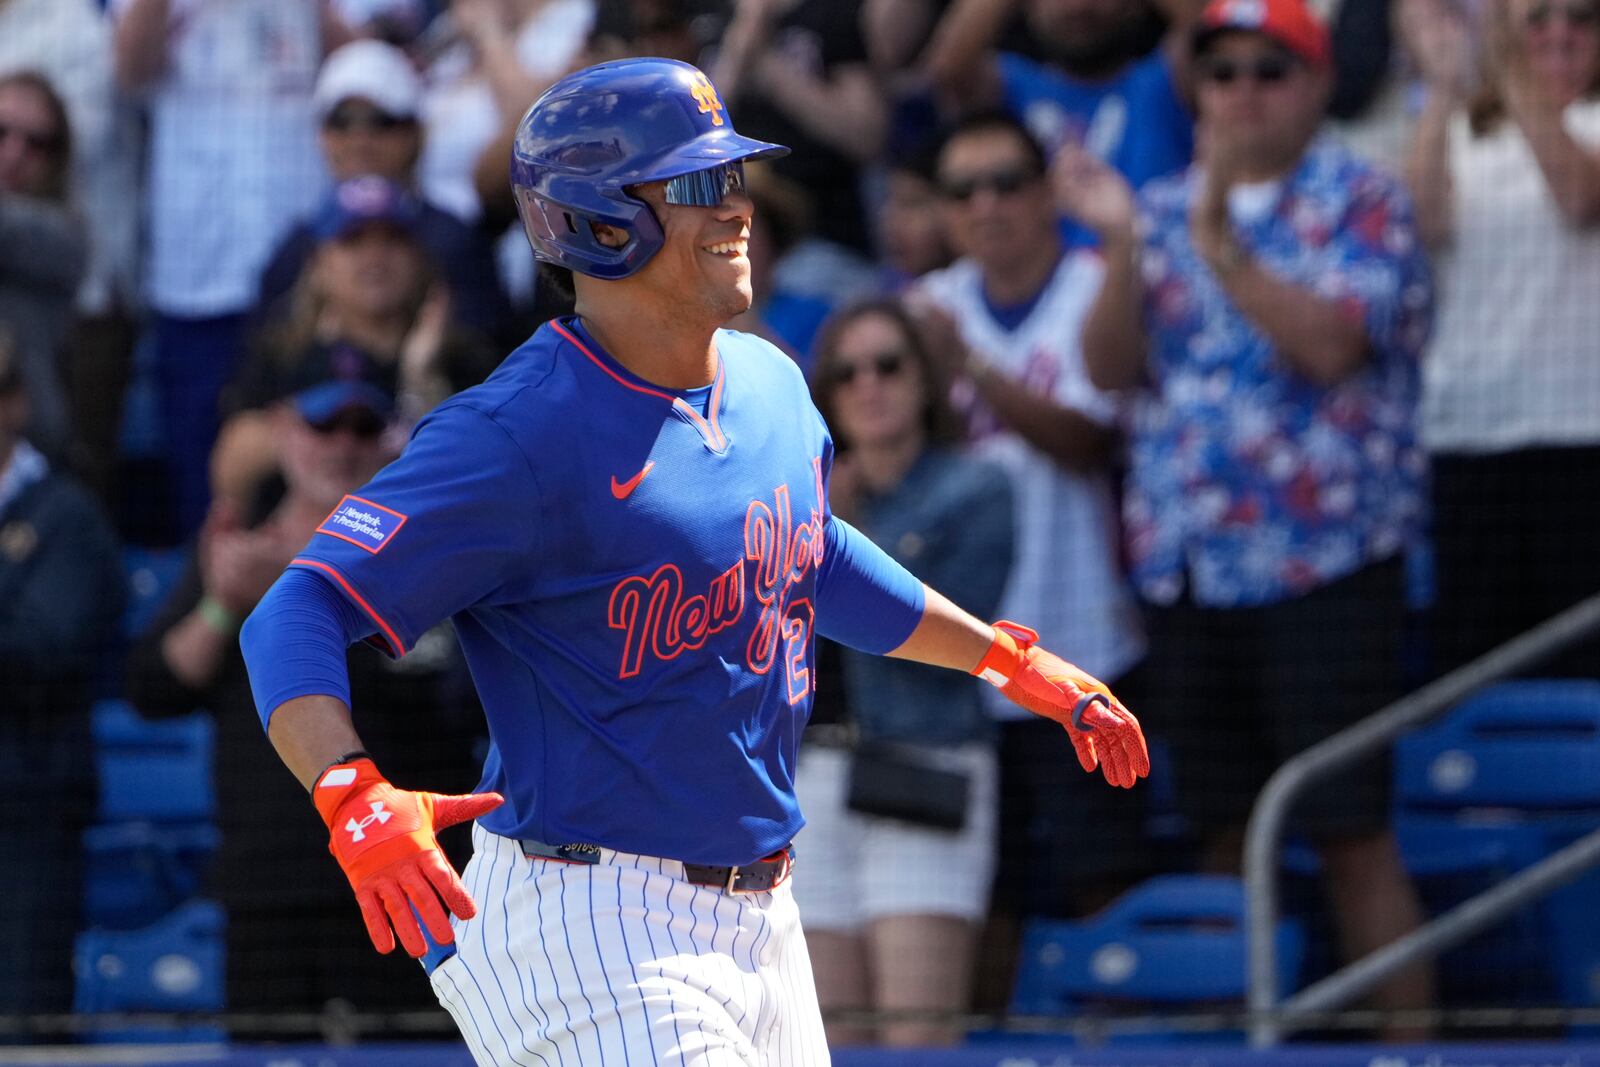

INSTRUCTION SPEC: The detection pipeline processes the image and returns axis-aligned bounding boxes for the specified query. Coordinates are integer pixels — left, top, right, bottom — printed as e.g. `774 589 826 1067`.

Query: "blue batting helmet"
511 58 789 280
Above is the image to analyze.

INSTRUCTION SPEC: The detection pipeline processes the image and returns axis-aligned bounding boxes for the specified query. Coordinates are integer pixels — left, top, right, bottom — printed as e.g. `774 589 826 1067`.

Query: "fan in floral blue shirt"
1065 0 1437 1039
1125 134 1432 608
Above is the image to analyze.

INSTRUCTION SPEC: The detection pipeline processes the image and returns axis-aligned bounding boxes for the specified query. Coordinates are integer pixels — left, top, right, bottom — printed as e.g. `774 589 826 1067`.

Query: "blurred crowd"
2 0 1599 1051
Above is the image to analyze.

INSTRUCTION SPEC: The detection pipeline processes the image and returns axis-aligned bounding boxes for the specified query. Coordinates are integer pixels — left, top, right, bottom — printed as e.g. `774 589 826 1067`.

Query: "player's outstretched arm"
888 586 1150 789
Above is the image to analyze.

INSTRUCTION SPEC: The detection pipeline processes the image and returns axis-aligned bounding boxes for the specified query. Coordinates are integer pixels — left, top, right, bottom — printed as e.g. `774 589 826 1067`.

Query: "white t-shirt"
1422 100 1600 453
915 255 1146 715
111 0 326 317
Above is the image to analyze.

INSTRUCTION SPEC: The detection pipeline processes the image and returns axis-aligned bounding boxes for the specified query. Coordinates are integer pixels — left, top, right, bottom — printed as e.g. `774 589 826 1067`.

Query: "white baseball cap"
313 40 423 121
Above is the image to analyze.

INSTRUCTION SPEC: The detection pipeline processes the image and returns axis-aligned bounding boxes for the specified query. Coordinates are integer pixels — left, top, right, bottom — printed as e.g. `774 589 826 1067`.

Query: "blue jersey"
998 50 1194 189
291 318 872 866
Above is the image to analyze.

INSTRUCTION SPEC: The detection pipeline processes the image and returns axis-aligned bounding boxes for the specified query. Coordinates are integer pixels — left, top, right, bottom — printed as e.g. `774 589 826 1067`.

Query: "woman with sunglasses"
0 70 85 463
1402 0 1600 677
797 299 1014 1047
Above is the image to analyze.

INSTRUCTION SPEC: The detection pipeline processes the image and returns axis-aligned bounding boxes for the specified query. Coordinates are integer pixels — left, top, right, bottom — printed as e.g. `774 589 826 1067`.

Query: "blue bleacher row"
82 552 1600 1044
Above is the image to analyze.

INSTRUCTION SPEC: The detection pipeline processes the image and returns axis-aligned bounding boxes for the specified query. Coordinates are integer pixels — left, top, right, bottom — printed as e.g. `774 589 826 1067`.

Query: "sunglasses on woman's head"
828 351 907 386
1527 0 1600 27
662 161 746 206
1199 52 1298 86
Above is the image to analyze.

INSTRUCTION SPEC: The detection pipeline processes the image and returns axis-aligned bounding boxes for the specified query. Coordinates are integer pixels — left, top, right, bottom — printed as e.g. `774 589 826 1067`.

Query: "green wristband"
197 596 240 635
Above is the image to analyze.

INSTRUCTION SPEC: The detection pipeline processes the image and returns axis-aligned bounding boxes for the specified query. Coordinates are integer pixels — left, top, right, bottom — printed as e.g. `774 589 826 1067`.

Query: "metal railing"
1244 591 1600 1047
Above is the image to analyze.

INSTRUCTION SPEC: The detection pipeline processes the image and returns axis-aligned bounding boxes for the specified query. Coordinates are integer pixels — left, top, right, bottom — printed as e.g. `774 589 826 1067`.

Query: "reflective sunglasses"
310 411 387 440
1527 0 1600 27
324 107 412 133
828 351 907 386
663 161 746 207
0 119 61 155
938 166 1038 202
1199 52 1298 86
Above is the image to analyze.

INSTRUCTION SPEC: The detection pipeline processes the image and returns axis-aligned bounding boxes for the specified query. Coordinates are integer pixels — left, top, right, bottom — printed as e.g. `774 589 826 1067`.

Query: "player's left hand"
313 758 504 957
971 621 1150 788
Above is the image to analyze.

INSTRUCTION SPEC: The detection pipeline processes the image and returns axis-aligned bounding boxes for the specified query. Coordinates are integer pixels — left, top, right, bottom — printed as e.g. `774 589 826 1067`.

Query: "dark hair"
810 299 965 455
0 70 72 202
0 323 20 395
934 109 1049 178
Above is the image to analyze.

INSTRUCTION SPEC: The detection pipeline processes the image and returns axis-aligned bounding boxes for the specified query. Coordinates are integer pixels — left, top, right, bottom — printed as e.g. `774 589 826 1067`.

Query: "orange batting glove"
313 757 503 957
972 621 1150 789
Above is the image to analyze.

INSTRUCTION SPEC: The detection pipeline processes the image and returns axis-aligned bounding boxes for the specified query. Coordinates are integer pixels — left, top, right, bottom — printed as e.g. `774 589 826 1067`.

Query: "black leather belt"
520 839 794 894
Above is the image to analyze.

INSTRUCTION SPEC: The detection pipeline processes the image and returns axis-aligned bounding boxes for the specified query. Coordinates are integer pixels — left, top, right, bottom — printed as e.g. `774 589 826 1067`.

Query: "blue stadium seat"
1009 875 1305 1042
1394 680 1600 1010
1396 680 1600 811
122 545 189 639
92 699 215 824
74 899 226 1043
82 821 220 930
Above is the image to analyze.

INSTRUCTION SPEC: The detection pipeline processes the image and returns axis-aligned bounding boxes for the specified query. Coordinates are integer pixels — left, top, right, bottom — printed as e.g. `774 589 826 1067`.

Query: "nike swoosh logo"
610 461 655 500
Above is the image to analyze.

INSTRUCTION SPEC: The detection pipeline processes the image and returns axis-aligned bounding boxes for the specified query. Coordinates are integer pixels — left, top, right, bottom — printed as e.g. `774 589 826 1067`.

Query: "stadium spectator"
0 0 142 501
216 176 497 514
0 70 85 462
0 326 124 1019
912 112 1150 939
923 0 1201 189
1401 0 1600 677
125 374 483 1021
711 0 887 263
1072 0 1436 1032
795 299 1013 1048
112 0 347 538
259 40 512 344
418 0 593 314
879 142 956 290
417 0 591 223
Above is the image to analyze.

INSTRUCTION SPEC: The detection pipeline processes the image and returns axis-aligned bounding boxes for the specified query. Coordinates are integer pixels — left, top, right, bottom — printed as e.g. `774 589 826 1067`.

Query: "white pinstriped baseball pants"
429 823 832 1066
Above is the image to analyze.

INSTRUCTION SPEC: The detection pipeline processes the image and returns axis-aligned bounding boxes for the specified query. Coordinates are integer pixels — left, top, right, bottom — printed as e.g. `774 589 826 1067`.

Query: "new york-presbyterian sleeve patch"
316 495 409 554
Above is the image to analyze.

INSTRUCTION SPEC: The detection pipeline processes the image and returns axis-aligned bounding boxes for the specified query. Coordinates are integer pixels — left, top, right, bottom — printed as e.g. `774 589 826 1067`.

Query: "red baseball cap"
1194 0 1331 68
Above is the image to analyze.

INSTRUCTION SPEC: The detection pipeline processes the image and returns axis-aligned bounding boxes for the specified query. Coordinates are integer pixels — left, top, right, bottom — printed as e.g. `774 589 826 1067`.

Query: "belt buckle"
724 864 741 893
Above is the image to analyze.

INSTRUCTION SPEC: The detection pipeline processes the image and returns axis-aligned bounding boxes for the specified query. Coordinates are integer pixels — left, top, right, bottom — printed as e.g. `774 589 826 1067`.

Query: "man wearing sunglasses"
913 110 1154 938
239 57 1149 1063
1071 0 1438 1039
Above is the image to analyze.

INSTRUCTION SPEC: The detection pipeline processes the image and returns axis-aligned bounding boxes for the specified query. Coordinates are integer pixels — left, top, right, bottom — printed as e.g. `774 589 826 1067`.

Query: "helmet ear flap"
514 186 666 280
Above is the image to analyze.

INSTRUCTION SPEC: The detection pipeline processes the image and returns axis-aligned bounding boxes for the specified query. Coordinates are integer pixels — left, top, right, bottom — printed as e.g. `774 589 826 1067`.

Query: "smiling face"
602 176 758 328
279 404 393 512
822 311 928 453
1195 33 1329 175
315 221 426 322
937 126 1056 273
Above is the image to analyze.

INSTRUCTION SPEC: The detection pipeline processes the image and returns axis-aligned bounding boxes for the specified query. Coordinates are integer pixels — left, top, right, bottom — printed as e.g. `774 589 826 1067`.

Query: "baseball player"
239 58 1149 1065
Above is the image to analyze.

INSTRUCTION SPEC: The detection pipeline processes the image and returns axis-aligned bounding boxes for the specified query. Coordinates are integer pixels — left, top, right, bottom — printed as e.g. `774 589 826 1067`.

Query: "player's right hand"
313 757 503 957
971 621 1150 789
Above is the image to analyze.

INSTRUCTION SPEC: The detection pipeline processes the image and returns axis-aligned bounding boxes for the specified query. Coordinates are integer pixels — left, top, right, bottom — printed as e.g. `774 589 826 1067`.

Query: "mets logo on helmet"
690 72 725 127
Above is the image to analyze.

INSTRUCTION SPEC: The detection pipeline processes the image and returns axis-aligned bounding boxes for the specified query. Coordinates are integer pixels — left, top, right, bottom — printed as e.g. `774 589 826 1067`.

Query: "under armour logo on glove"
313 757 502 957
347 801 392 842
